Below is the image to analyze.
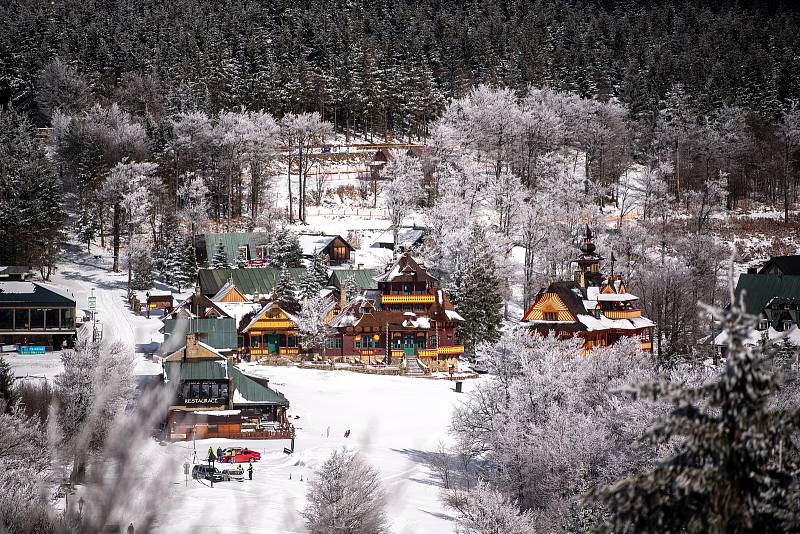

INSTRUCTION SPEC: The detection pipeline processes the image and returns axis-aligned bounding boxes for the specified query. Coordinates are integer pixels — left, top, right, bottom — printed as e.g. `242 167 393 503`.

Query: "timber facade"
522 226 654 353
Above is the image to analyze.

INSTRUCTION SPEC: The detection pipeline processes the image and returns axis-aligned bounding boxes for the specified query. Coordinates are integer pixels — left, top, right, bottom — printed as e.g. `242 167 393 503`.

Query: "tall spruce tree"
275 264 300 312
0 357 16 413
181 237 198 288
590 298 800 534
449 225 503 357
269 228 303 267
210 242 230 269
299 261 323 302
77 206 97 252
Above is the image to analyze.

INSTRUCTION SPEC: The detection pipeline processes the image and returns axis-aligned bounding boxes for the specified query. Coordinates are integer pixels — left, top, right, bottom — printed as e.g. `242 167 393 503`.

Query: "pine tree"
181 237 198 288
344 274 360 300
77 205 97 253
299 262 323 302
163 234 189 290
269 228 303 267
312 253 330 286
590 299 800 533
449 225 504 357
210 242 230 269
275 264 300 313
0 357 16 413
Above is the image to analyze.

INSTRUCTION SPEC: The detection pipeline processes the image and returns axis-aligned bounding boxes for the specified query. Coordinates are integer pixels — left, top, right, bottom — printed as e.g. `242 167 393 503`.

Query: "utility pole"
88 288 97 343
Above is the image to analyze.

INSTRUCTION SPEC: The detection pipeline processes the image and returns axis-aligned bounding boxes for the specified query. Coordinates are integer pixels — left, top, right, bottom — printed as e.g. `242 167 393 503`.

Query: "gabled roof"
371 227 426 249
0 282 75 307
240 302 301 333
297 234 354 257
199 232 271 264
759 255 800 276
328 269 379 292
164 292 231 320
198 268 305 297
374 252 438 284
733 274 800 317
211 280 247 303
230 366 289 407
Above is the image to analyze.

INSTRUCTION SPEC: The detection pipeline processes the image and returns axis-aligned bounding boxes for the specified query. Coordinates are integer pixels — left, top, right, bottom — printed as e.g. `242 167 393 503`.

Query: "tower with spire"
522 225 655 353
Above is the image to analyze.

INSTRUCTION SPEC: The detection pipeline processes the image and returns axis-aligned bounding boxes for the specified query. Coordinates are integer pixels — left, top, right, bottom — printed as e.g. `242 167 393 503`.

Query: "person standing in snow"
248 463 253 480
208 447 215 468
216 446 223 461
238 464 244 476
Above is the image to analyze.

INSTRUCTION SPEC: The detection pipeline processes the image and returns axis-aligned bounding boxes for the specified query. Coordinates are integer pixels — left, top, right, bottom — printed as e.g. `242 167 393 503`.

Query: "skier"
248 463 253 480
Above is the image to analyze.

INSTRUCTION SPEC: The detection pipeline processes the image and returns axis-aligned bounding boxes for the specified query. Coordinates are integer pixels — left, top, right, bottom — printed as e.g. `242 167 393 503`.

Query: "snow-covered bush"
303 448 390 534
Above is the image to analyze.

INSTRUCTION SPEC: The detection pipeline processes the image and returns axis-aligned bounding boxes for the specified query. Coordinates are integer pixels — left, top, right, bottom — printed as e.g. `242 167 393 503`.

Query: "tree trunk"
112 202 121 272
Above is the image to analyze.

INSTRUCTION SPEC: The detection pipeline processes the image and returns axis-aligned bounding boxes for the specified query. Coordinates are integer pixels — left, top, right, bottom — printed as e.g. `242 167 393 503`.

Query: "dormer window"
758 319 769 331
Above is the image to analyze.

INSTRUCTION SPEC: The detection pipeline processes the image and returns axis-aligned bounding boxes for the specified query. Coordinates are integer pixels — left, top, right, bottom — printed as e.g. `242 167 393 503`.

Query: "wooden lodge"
239 300 302 360
162 334 292 441
0 281 77 350
521 226 654 353
323 252 465 373
297 233 355 266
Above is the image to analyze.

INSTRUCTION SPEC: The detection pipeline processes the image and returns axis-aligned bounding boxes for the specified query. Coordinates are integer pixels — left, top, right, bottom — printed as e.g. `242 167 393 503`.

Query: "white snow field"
157 366 475 534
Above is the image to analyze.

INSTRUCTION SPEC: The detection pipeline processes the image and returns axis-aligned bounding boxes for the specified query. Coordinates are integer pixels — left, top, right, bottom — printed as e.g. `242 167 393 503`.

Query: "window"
415 282 426 292
415 304 425 312
404 284 412 295
0 310 12 330
430 335 438 347
543 312 558 321
287 336 297 347
30 308 44 329
251 336 261 348
781 320 793 332
15 309 29 330
416 336 425 349
361 335 373 348
62 308 74 329
256 245 268 259
392 304 401 312
403 304 412 312
238 246 249 260
44 309 58 330
200 382 210 398
758 319 769 330
355 339 362 349
393 337 402 349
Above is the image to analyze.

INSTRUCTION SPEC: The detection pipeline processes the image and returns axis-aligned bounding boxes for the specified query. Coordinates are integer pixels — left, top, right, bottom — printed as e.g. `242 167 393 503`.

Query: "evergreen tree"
0 108 66 280
181 237 198 288
344 274 360 300
299 262 323 302
591 299 800 534
449 225 503 357
76 205 97 253
312 253 330 286
127 241 154 291
275 264 300 313
163 234 190 290
269 228 303 267
0 357 16 413
210 242 230 269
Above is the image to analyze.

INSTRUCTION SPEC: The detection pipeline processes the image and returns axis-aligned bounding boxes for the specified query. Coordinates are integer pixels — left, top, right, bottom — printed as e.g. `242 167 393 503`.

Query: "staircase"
404 355 426 377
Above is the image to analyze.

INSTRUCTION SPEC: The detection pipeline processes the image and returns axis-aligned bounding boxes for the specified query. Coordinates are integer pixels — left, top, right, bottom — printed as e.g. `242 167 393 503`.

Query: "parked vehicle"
192 465 224 482
471 357 489 374
220 468 244 481
222 447 262 463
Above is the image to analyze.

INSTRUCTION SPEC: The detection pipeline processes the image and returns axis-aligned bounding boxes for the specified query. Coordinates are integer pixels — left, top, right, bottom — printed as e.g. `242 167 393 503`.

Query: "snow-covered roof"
576 314 655 332
445 309 464 322
596 293 639 302
217 301 262 325
371 227 425 248
298 234 337 257
403 316 431 329
211 280 239 302
0 281 75 306
714 325 800 347
193 409 241 416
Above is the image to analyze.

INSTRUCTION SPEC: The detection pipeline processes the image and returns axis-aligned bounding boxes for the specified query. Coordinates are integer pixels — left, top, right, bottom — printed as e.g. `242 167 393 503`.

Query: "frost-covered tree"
298 296 332 353
449 225 504 357
54 341 135 483
447 482 537 534
77 206 98 253
36 57 93 121
178 172 210 238
591 299 800 534
275 264 300 312
268 227 303 267
124 240 154 291
303 448 389 534
210 242 230 269
299 262 323 302
344 274 360 301
381 152 424 249
0 108 66 280
0 357 15 413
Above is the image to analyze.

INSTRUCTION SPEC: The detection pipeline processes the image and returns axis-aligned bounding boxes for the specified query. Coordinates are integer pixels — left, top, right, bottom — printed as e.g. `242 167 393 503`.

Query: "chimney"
195 286 202 297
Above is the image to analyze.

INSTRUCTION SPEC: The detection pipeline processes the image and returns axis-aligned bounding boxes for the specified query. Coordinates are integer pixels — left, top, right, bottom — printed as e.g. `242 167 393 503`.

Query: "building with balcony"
0 281 77 349
521 226 654 353
238 299 302 360
323 252 464 373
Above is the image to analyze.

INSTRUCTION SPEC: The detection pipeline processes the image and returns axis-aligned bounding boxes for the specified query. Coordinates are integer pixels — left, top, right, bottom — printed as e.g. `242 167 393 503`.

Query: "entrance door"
404 334 415 356
267 334 279 354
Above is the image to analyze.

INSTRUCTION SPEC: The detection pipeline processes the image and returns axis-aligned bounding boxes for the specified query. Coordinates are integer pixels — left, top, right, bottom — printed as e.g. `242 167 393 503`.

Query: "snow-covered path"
8 243 164 380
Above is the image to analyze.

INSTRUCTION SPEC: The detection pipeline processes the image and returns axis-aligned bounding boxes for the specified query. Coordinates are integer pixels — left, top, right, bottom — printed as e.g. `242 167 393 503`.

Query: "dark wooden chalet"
298 233 354 265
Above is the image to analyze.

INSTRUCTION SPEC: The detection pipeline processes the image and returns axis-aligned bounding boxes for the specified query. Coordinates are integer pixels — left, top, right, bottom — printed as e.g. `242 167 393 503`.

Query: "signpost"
88 289 97 342
183 462 190 487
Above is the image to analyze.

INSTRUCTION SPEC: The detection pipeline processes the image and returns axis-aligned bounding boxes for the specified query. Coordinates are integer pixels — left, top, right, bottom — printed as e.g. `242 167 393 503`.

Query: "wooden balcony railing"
437 345 465 355
417 348 437 358
603 309 641 320
380 294 436 304
279 347 300 356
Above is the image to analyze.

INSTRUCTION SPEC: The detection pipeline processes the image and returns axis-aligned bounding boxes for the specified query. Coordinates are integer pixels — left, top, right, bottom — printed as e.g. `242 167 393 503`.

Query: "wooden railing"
380 294 436 304
250 320 297 329
417 348 437 358
437 345 465 355
640 341 653 351
279 347 300 356
603 309 642 319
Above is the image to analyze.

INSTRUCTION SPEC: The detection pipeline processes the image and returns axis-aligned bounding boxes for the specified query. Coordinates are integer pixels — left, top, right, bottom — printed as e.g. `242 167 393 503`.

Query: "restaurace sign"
184 398 223 405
